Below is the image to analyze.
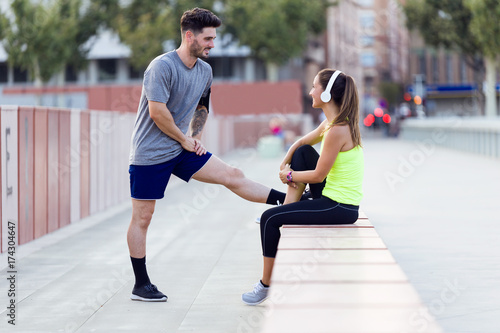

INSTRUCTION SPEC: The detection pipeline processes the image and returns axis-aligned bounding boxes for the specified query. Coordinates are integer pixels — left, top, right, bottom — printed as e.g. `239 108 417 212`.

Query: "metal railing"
401 117 500 159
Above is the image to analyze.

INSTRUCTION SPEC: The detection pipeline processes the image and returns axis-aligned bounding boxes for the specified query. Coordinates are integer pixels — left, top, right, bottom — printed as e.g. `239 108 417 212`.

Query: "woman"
242 69 364 305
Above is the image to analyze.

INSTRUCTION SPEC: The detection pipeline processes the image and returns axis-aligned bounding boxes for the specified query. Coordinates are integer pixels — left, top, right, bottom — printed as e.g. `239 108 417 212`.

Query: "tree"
402 0 487 115
221 0 332 81
114 0 331 79
0 0 117 97
3 0 73 86
0 10 8 41
115 0 218 71
465 0 500 116
70 0 120 71
114 1 174 71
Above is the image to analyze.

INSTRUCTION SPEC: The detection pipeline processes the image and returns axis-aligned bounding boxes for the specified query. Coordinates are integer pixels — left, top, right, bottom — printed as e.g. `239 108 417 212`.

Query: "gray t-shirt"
129 50 212 165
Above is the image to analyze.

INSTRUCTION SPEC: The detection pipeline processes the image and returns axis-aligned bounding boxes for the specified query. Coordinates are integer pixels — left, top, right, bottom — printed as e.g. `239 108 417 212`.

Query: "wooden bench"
260 212 443 333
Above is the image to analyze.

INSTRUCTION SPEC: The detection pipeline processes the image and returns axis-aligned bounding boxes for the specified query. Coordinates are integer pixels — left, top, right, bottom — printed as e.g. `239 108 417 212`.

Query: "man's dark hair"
180 7 221 35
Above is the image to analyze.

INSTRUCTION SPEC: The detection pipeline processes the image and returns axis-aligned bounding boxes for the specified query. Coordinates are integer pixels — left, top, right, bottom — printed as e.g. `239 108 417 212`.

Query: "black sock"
260 280 269 288
266 189 286 205
130 256 151 288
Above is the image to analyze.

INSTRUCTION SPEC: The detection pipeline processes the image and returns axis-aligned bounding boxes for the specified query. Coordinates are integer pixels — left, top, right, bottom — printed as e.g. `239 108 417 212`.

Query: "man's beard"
190 39 210 59
191 41 210 59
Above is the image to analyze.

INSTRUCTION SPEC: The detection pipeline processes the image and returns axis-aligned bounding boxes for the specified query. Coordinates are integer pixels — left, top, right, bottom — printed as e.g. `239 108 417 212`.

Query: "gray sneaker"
242 281 269 305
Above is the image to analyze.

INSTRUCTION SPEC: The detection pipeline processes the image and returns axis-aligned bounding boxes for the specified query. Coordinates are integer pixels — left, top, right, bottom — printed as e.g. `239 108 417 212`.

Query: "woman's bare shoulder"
328 123 350 136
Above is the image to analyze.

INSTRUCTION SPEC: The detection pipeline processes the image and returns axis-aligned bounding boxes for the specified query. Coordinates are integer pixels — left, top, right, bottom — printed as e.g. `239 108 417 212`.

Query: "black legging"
260 145 359 258
290 145 325 199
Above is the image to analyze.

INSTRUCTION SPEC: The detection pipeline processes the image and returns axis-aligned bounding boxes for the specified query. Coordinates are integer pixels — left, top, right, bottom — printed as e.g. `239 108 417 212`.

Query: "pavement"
1 133 499 333
361 131 500 333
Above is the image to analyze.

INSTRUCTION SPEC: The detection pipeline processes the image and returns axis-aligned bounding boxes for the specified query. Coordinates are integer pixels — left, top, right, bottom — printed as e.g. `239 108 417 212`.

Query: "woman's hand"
280 159 290 171
279 164 297 188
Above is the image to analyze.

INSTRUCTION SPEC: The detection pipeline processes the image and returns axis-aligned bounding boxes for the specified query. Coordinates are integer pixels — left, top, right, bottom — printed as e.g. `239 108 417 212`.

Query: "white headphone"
320 70 343 103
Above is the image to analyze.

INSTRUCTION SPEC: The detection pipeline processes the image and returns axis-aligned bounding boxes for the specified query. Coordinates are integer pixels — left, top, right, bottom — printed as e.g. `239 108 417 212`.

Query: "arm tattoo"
190 105 208 138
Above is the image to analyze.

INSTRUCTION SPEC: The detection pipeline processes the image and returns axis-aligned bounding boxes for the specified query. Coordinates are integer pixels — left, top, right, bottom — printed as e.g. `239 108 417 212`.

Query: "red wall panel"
88 87 109 111
5 85 142 113
3 82 305 116
47 110 59 233
92 85 141 112
233 121 268 148
211 81 302 116
34 107 48 239
58 110 71 228
80 111 90 219
110 86 135 112
18 107 35 245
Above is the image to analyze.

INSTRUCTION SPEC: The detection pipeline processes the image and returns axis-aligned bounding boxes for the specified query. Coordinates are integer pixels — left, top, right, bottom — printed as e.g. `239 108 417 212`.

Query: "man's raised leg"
192 155 274 203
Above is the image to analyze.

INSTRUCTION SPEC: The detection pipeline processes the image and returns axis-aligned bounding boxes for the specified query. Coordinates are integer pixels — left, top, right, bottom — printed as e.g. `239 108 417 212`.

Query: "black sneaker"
131 283 168 302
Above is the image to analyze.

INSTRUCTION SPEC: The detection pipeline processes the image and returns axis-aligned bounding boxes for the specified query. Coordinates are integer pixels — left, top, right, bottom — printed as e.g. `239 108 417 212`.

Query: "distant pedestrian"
242 69 364 305
127 8 286 302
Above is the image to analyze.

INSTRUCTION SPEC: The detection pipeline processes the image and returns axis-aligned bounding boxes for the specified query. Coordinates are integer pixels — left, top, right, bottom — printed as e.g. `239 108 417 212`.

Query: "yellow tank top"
320 135 364 205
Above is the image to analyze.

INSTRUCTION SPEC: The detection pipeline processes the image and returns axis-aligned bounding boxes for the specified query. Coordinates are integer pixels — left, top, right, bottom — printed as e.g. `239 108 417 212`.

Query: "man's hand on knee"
192 138 207 156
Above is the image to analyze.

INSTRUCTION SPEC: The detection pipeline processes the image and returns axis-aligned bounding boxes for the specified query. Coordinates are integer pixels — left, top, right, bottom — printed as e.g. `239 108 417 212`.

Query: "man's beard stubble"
190 40 210 59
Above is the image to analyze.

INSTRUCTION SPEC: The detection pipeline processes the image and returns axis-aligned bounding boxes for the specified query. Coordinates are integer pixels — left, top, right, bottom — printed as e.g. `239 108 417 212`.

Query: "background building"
327 0 362 105
407 30 489 117
357 0 410 116
325 0 410 120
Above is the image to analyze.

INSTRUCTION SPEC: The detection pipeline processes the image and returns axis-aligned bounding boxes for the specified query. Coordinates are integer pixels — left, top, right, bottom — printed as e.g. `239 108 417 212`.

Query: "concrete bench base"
260 213 443 333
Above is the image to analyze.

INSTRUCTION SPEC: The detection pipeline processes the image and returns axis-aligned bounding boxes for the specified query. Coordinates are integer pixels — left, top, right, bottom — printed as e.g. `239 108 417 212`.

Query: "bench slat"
277 237 387 250
271 263 408 283
268 282 423 306
283 218 373 228
260 307 443 333
274 248 397 264
281 227 380 238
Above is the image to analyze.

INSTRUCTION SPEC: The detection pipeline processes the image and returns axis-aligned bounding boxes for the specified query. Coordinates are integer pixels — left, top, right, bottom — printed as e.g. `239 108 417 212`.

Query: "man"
128 8 285 302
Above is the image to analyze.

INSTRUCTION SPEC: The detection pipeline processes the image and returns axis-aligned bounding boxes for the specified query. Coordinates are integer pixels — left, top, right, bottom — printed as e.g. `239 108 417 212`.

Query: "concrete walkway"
1 135 499 332
361 133 500 333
